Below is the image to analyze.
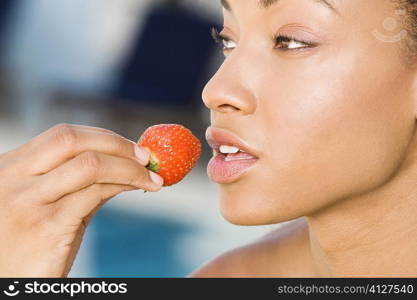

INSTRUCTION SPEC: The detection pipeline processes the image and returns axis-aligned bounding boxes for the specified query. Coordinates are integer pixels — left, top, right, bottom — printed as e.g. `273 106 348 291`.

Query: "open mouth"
214 145 258 162
208 145 259 184
205 127 260 183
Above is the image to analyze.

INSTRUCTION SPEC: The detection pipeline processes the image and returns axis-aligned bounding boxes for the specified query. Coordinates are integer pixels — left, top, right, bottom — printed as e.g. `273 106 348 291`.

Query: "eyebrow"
221 0 339 14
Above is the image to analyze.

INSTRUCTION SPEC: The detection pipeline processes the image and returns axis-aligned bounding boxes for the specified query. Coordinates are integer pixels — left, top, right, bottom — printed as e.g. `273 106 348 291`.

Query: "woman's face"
203 0 417 225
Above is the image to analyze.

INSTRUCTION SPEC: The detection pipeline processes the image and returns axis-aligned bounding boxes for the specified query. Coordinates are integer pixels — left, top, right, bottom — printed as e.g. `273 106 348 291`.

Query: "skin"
2 0 417 278
191 0 417 277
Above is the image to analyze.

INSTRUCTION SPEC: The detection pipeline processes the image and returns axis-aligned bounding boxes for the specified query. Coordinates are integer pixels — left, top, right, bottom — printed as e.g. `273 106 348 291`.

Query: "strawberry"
138 124 202 186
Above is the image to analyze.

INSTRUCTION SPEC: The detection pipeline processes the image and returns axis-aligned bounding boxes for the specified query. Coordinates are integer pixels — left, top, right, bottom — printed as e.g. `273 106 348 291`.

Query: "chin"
217 179 308 226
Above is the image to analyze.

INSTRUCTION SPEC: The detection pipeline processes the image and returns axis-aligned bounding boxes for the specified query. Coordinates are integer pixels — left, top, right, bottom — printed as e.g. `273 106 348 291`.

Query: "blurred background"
0 0 272 277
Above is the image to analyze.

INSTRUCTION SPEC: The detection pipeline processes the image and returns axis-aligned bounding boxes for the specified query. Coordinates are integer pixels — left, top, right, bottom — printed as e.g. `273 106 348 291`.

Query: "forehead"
221 0 338 13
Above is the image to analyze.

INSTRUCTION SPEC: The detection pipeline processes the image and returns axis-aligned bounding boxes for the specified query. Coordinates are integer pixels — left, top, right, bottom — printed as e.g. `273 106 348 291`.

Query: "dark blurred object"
0 0 17 113
113 1 216 110
0 0 15 53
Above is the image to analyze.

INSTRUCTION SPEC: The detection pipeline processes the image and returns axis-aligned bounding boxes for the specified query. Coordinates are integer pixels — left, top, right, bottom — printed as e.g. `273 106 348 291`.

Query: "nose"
202 57 257 115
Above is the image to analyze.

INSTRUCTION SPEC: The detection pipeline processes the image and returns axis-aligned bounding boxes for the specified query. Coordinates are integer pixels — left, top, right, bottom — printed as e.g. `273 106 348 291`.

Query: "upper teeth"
219 145 240 154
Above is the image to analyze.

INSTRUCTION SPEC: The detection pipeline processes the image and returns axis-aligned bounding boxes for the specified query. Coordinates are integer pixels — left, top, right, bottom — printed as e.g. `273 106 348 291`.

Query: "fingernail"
149 170 164 186
134 145 149 165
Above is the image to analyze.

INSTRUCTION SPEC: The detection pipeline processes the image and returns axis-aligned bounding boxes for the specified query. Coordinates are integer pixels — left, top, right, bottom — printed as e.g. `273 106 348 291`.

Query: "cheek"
220 51 415 225
266 54 413 213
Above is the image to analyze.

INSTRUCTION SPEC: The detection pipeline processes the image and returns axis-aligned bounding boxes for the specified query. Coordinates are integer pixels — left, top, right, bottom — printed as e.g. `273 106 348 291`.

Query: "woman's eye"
274 35 314 50
221 38 237 50
210 28 316 53
211 27 236 52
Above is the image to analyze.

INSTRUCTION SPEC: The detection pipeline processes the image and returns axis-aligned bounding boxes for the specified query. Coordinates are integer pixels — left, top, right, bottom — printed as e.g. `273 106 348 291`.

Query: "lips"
205 126 260 184
205 127 259 158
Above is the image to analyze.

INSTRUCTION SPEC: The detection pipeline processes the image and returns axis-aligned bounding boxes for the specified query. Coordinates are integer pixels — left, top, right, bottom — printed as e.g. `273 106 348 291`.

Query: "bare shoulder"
187 217 315 278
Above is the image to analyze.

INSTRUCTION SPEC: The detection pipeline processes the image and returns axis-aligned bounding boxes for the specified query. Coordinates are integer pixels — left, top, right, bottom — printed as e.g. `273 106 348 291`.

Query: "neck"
307 126 417 277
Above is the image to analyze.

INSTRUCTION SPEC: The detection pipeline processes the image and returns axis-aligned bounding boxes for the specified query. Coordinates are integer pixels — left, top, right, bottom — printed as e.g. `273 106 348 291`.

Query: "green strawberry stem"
146 159 160 173
143 155 159 194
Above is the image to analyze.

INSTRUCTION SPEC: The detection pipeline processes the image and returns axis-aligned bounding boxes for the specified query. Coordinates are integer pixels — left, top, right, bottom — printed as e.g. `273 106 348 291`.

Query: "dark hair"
397 0 417 58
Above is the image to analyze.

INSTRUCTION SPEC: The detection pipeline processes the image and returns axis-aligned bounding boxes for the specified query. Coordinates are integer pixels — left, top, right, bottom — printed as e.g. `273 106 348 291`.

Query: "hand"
0 123 164 277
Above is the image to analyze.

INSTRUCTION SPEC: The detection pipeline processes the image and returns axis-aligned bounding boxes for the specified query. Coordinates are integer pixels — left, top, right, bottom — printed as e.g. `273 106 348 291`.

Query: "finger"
10 123 149 175
54 183 135 227
35 151 163 203
1 123 110 161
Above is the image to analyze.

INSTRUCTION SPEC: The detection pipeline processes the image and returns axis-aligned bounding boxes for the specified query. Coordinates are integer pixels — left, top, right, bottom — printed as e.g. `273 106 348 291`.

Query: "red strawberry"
138 124 202 186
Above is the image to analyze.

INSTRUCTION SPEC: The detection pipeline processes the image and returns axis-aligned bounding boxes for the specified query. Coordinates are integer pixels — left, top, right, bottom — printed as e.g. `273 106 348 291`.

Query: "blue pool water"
91 207 200 277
